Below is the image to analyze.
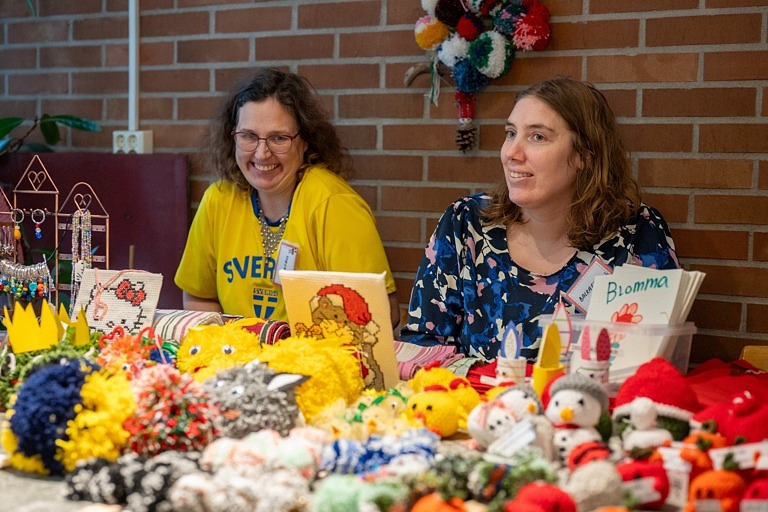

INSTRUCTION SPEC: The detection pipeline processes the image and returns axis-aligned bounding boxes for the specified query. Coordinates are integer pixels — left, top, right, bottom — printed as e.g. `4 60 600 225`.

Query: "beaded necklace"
252 191 290 257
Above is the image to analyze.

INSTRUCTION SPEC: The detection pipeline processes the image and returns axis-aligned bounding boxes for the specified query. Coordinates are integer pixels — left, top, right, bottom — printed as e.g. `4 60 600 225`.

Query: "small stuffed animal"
504 481 577 512
690 390 768 444
619 396 673 453
685 465 746 512
405 384 464 438
495 383 543 419
564 460 625 512
569 325 611 393
616 458 670 510
466 399 519 449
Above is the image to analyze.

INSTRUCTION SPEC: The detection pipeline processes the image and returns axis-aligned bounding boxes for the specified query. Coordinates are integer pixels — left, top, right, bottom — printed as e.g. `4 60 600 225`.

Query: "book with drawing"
279 270 399 390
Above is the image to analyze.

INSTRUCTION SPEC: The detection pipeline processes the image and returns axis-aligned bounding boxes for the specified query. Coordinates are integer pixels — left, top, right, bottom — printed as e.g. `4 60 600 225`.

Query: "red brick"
105 44 128 67
382 186 470 213
638 159 753 189
216 6 291 33
9 73 69 95
547 0 582 16
429 156 500 185
72 71 128 94
764 88 768 116
386 246 425 274
753 233 768 262
351 184 377 209
708 0 768 6
689 299 742 331
40 99 103 121
8 20 69 43
548 20 639 51
590 0 698 13
0 48 36 69
704 51 768 81
40 45 102 68
643 193 688 223
384 124 463 151
647 14 762 46
150 123 208 149
760 161 768 189
298 64 381 90
0 99 37 118
475 91 517 120
479 123 505 151
643 88 756 118
256 34 334 60
695 195 768 224
377 216 421 243
692 263 768 299
299 1 381 28
700 124 768 154
39 0 102 15
0 1 31 17
498 56 582 87
73 16 127 40
140 42 174 66
353 155 423 181
601 89 636 118
340 30 421 58
178 96 223 121
587 54 698 83
386 62 434 90
70 127 112 148
395 277 416 305
106 97 174 121
690 334 754 364
672 228 749 260
339 93 424 119
141 11 209 37
336 125 377 150
618 124 693 152
387 2 424 25
142 69 210 93
746 304 768 334
178 38 249 63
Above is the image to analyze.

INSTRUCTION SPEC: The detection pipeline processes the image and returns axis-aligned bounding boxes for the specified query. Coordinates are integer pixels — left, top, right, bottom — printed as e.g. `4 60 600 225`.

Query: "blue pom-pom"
10 359 95 474
494 1 526 35
453 59 490 93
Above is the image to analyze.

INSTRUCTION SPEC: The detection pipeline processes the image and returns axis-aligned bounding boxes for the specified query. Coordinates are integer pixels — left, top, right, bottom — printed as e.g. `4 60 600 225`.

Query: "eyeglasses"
231 131 300 154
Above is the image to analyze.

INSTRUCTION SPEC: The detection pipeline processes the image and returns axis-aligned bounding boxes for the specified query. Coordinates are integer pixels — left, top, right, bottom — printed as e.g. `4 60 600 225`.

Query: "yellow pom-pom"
415 16 449 50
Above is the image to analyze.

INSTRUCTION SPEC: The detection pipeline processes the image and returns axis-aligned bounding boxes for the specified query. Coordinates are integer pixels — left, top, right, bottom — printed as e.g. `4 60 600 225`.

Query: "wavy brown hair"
208 68 353 190
482 77 641 249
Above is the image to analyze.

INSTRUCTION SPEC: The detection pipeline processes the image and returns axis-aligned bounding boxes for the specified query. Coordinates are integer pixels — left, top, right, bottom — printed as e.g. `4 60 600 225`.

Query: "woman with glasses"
175 68 399 326
399 77 680 370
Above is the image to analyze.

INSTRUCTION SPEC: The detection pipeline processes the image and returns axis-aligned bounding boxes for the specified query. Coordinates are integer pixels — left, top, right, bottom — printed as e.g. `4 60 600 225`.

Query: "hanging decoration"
414 0 552 152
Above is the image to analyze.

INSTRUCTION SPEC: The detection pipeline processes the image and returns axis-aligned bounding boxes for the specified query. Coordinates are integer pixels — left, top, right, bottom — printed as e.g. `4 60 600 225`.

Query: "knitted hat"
612 357 702 422
550 373 609 413
690 390 768 444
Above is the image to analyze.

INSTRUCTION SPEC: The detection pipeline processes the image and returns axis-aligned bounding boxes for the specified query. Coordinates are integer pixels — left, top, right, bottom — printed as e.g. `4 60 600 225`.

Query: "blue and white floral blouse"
399 193 680 363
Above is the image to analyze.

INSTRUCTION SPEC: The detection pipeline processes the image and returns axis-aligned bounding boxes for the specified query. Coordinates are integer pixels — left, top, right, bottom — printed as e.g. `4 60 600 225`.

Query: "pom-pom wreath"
494 1 526 35
513 0 551 51
452 59 490 93
3 358 97 475
469 30 515 79
438 33 471 68
415 16 450 50
257 335 364 422
123 365 221 457
422 0 439 17
469 0 503 15
203 362 306 438
434 0 466 28
456 12 485 42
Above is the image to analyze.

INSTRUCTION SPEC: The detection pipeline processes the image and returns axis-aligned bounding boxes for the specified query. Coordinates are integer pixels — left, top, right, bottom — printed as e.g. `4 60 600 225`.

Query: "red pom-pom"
456 12 484 42
513 1 551 51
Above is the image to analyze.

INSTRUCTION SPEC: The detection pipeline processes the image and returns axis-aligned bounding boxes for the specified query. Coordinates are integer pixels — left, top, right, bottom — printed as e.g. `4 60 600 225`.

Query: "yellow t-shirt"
174 165 396 320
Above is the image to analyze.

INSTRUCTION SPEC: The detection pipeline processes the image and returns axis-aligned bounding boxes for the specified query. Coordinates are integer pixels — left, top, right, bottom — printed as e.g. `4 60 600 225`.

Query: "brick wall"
2 0 768 363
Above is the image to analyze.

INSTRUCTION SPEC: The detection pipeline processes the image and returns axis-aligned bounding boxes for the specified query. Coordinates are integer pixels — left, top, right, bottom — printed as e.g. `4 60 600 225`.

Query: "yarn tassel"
429 52 441 106
455 91 476 153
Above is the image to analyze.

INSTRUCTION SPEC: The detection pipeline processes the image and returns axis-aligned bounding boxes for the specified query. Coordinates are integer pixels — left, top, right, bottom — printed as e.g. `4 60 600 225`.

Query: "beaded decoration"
31 208 45 239
70 208 93 311
0 225 14 258
0 259 51 302
259 207 288 257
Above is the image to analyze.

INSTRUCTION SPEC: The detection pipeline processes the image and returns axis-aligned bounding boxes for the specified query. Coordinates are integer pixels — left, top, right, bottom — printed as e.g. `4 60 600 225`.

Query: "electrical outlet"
113 130 153 154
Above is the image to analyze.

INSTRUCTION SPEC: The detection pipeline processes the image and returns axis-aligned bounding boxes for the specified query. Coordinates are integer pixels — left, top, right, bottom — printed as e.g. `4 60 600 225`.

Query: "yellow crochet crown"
58 304 91 347
3 299 63 353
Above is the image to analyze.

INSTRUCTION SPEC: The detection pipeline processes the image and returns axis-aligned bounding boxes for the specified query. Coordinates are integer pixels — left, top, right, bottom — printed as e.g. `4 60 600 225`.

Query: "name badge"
564 256 612 313
273 240 299 285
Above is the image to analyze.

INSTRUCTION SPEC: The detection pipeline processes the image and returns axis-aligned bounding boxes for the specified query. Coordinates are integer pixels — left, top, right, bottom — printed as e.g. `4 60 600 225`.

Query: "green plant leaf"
24 0 35 16
45 115 101 132
0 117 24 139
39 114 61 145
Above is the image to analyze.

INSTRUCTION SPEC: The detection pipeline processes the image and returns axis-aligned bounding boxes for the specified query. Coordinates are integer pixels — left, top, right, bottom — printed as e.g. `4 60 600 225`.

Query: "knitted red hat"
691 390 768 444
612 357 702 422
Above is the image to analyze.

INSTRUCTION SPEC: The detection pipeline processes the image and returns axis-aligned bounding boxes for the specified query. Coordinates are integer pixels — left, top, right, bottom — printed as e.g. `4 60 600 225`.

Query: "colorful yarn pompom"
434 0 466 28
456 12 484 42
314 474 409 512
494 1 526 35
452 59 489 93
512 0 551 51
422 0 439 17
469 0 503 15
438 33 470 68
415 15 450 50
469 30 515 79
124 365 220 456
176 321 263 382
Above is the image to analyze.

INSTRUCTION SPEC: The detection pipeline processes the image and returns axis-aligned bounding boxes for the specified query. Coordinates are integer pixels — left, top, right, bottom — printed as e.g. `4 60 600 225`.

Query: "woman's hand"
182 291 223 313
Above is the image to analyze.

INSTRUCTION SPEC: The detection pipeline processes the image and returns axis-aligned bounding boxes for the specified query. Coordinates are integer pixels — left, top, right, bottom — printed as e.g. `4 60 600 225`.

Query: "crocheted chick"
406 385 465 438
176 321 263 382
545 374 607 464
256 335 364 422
2 358 135 475
408 362 460 392
202 362 307 438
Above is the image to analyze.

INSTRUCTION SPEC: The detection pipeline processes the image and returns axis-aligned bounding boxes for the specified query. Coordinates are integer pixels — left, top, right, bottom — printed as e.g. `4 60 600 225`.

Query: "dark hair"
208 67 353 189
482 77 641 249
